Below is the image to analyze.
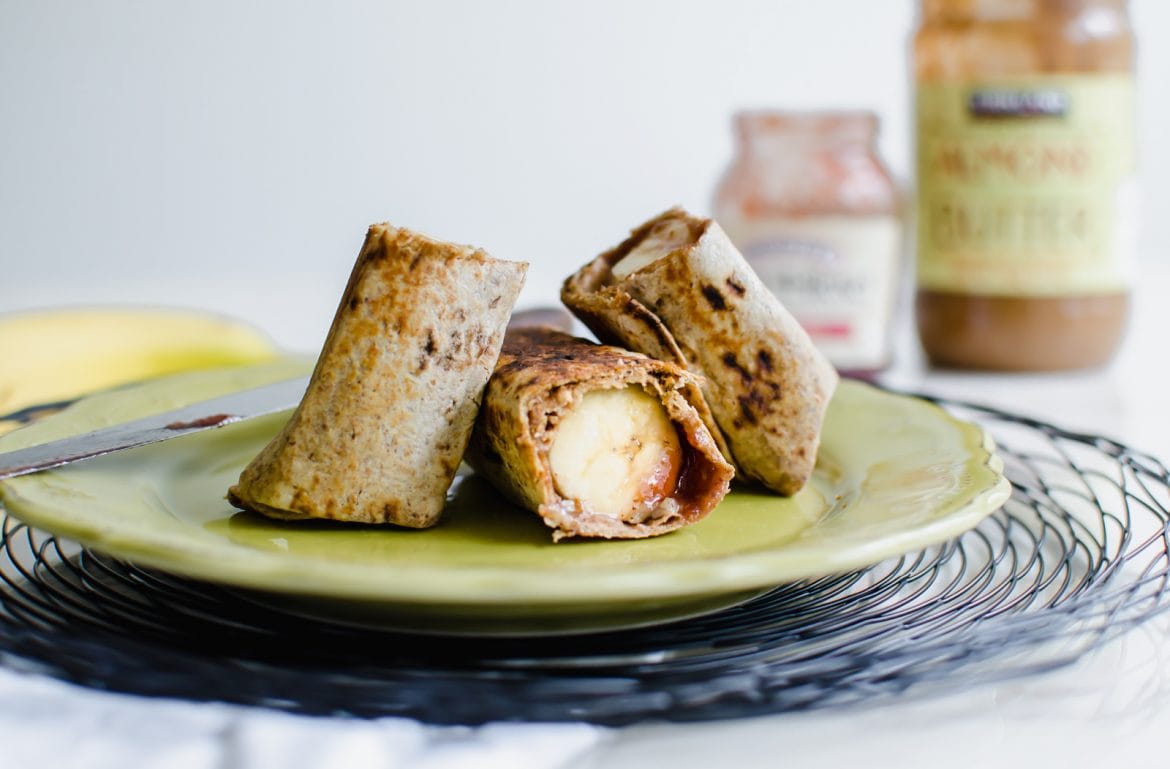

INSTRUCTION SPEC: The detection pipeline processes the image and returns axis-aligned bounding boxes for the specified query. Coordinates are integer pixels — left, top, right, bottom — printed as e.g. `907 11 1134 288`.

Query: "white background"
1 0 1167 352
3 5 1170 767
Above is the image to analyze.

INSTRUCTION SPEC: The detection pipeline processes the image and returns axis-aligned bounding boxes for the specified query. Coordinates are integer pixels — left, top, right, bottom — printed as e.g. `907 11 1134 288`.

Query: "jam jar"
714 111 903 377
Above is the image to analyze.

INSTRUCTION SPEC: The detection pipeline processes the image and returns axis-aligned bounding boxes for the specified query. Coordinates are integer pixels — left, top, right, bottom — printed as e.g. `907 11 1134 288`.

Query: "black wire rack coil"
0 394 1168 726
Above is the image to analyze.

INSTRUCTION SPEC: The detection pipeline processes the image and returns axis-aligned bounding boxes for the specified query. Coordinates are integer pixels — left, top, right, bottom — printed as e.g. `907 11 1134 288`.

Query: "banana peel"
0 307 279 435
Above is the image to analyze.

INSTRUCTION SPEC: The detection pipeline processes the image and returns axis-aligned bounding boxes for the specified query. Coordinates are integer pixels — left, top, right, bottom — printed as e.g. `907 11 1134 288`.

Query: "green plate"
0 359 1009 635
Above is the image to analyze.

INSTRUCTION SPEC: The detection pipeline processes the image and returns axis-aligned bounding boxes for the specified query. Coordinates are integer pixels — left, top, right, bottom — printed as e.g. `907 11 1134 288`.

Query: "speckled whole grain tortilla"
561 207 838 496
464 327 735 541
228 222 527 527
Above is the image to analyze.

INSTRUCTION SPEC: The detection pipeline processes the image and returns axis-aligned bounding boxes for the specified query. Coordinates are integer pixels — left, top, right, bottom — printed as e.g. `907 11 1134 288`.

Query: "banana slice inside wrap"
547 386 683 523
465 327 734 541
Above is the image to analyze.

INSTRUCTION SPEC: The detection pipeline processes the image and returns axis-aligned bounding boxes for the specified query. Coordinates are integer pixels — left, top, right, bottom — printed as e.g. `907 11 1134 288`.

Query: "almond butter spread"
914 0 1135 370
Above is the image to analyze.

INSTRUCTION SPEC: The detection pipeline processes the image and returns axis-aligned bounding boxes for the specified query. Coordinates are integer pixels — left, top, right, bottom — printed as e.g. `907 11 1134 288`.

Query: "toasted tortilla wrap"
465 327 734 541
228 223 526 527
561 207 838 495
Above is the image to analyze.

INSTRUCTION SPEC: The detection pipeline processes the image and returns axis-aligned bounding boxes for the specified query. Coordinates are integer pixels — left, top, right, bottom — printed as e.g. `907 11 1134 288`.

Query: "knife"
0 375 309 481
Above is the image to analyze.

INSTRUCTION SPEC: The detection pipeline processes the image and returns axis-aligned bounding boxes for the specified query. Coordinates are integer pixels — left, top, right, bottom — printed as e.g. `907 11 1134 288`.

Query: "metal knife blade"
0 375 309 481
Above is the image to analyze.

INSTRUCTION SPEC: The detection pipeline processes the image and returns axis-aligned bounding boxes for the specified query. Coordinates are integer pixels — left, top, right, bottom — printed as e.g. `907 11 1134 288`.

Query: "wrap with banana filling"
228 222 526 527
561 207 838 496
465 327 735 541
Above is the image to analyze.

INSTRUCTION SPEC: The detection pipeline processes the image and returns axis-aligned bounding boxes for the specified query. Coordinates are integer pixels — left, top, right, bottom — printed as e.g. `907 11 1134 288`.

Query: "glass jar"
713 111 903 377
914 0 1136 370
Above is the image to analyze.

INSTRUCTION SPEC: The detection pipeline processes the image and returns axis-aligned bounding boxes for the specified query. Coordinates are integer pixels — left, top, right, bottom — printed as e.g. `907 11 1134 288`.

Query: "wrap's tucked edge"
562 207 838 495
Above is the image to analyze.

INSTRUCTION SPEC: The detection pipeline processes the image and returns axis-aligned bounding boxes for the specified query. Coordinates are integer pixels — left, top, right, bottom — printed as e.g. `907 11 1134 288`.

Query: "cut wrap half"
465 327 735 541
561 207 838 496
229 222 526 527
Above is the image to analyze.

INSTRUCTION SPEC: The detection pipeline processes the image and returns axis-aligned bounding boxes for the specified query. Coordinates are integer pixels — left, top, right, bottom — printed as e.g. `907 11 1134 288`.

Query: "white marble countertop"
2 262 1168 769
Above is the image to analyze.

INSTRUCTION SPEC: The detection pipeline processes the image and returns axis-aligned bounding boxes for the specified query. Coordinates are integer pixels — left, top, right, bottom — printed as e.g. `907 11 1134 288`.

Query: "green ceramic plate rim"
0 365 1011 608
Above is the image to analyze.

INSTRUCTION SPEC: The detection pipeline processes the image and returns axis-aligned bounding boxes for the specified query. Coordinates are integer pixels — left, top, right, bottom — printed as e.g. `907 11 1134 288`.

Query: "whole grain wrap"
228 223 527 527
561 207 838 495
465 327 734 541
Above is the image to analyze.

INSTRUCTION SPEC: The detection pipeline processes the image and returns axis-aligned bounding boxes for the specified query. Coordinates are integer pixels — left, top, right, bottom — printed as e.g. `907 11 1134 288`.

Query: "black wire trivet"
1 394 1168 726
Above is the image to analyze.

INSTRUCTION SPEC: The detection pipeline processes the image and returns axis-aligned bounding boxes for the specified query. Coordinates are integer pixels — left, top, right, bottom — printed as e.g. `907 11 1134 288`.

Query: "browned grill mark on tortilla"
416 331 438 373
737 395 759 425
726 276 747 297
701 284 727 311
757 348 774 372
721 352 752 383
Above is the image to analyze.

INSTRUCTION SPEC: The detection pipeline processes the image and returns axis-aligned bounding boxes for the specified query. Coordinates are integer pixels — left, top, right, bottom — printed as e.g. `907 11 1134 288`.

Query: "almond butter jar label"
720 215 902 372
916 75 1136 296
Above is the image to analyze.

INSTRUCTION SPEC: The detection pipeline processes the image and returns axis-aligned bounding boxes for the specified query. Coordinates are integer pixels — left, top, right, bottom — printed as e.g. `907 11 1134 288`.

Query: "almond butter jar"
914 0 1136 370
713 112 903 377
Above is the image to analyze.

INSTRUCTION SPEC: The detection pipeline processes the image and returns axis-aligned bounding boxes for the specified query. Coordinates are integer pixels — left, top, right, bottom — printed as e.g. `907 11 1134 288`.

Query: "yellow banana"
0 307 279 434
547 386 683 521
